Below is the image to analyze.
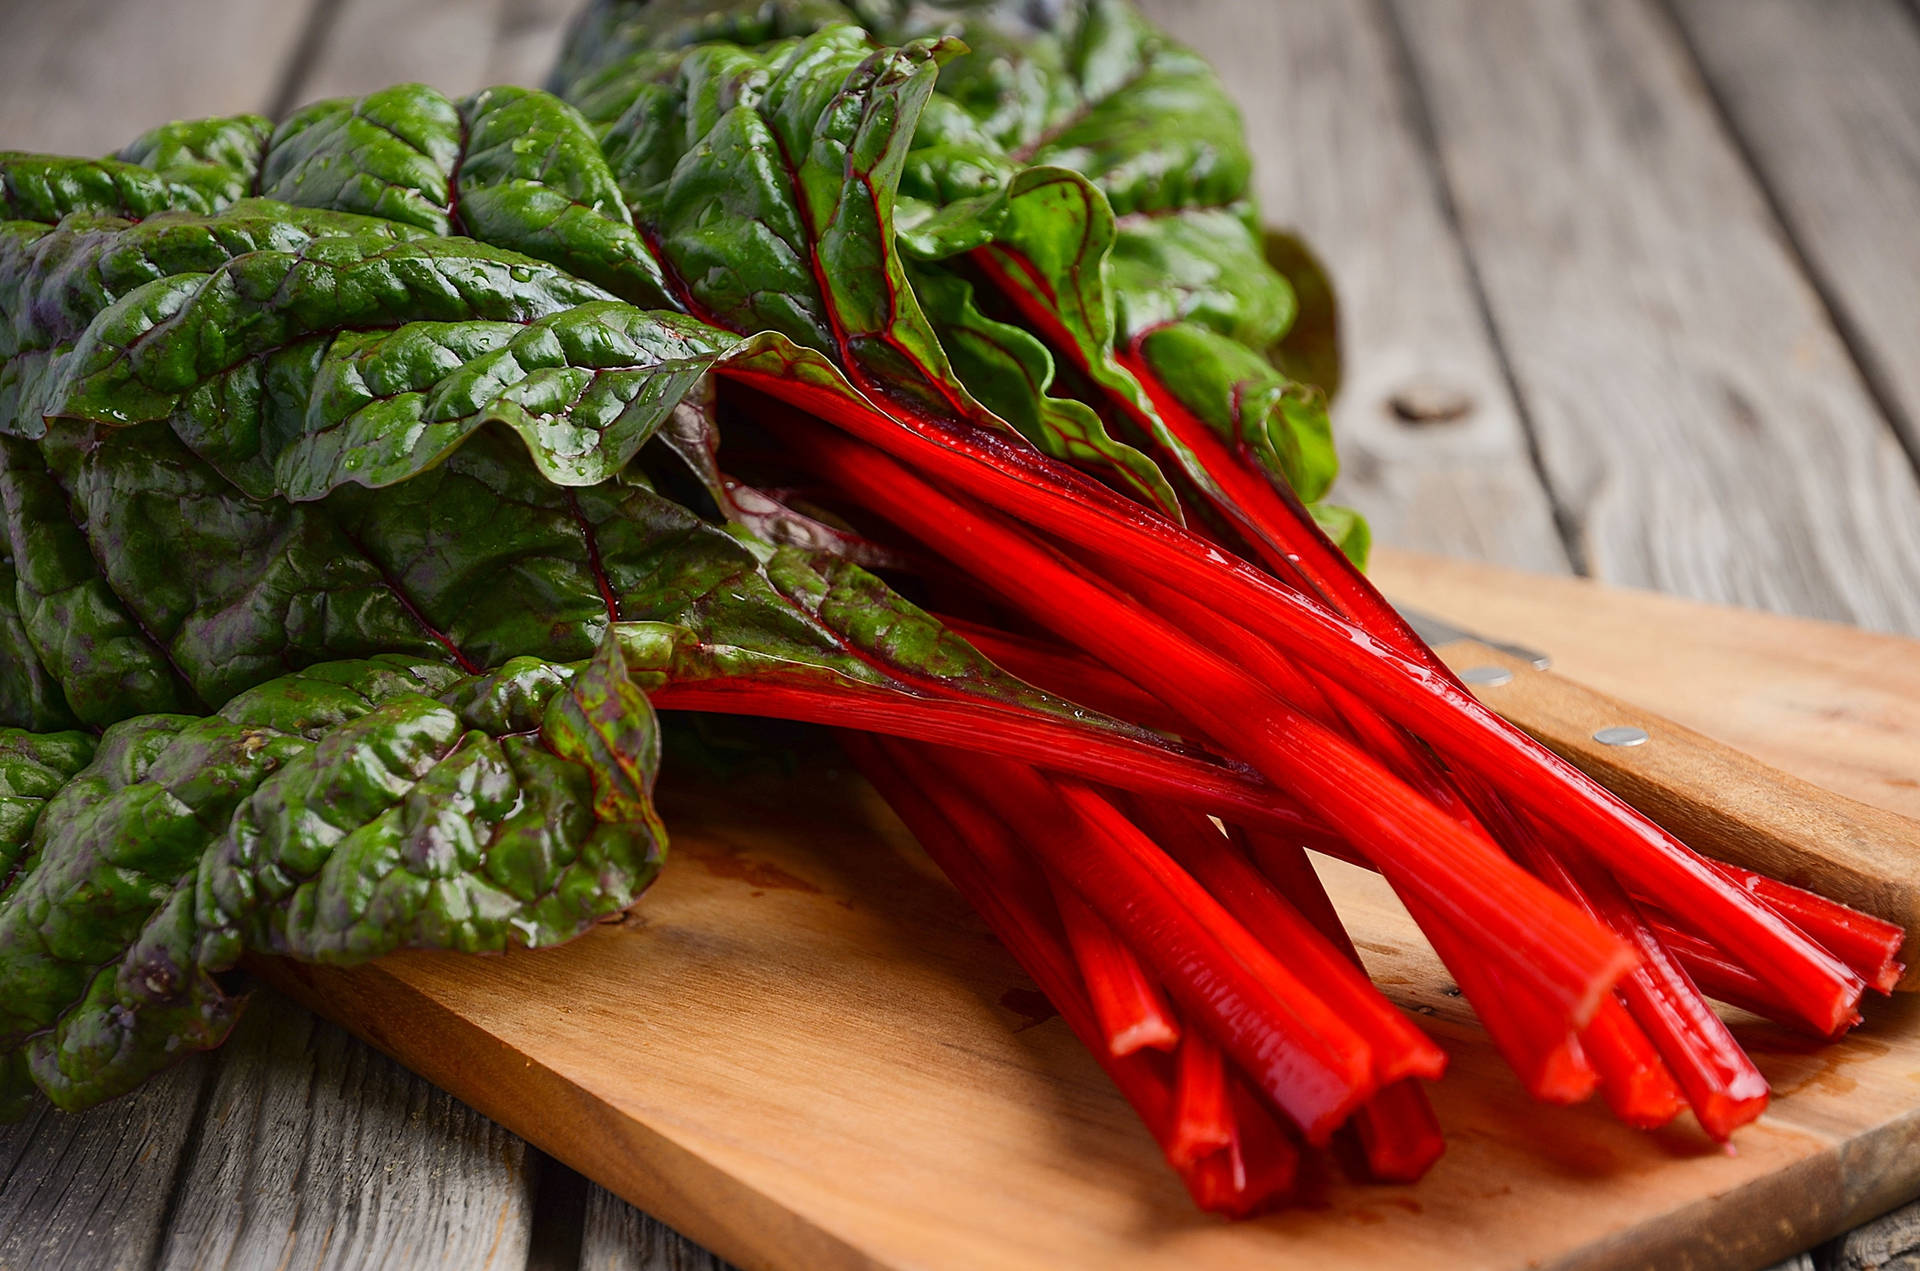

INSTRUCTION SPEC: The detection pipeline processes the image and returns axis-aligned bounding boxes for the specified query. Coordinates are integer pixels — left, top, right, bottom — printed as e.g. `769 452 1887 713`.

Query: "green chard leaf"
0 644 666 1114
561 25 1019 436
904 258 1176 504
113 115 275 214
0 154 216 223
1132 320 1335 505
559 1 1317 520
1131 319 1366 566
2 82 675 314
263 84 674 310
3 203 1172 763
555 15 1186 518
883 0 1352 544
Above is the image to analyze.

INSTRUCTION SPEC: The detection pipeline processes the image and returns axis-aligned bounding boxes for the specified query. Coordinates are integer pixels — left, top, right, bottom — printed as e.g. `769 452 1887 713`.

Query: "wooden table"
1 1 1916 1268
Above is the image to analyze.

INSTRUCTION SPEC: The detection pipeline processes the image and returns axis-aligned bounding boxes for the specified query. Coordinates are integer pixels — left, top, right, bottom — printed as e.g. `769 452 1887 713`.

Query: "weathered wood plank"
0 1062 211 1271
1671 0 1920 476
0 0 317 154
1136 0 1570 572
274 0 577 113
580 1188 738 1271
149 989 538 1271
287 0 505 103
1387 0 1920 635
484 0 580 91
1828 1194 1920 1271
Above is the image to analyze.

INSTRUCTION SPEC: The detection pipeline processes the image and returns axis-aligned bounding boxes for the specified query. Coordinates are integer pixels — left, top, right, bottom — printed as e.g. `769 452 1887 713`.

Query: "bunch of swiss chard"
0 0 1901 1217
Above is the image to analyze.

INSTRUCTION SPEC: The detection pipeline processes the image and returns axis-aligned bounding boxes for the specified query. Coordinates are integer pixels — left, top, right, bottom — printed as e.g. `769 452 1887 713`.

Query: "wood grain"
1673 0 1920 458
1136 0 1571 572
149 991 539 1271
1828 1195 1920 1271
0 991 543 1271
0 1062 210 1271
1386 0 1920 635
0 0 317 154
284 0 575 106
259 554 1920 1271
581 1189 736 1271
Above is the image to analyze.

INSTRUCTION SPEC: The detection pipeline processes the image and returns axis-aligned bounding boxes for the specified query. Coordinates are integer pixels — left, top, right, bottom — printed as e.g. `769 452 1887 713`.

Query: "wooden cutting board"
257 551 1920 1271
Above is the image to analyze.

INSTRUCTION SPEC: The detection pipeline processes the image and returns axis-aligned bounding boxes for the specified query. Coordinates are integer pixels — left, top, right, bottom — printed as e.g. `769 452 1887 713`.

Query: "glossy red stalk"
775 414 1635 1028
1553 853 1771 1139
943 755 1380 1142
734 372 1861 1035
1706 864 1904 993
1578 995 1688 1129
1047 873 1181 1056
1645 916 1856 1036
1170 1029 1235 1168
859 738 1299 1213
936 617 1189 734
1235 830 1449 1181
1126 801 1447 1086
648 678 1326 839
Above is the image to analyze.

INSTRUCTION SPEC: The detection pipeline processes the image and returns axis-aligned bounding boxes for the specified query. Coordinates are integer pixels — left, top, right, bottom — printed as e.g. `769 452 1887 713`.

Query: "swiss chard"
0 1 1898 1221
0 642 664 1117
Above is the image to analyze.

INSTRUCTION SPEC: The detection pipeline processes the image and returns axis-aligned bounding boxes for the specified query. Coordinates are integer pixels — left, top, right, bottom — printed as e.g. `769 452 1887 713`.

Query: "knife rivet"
1593 725 1649 747
1459 665 1514 687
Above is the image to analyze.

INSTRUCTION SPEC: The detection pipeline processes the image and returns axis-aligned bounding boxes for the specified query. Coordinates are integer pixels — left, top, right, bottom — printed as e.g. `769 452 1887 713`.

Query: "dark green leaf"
0 202 432 441
0 646 666 1114
0 153 207 223
112 115 274 215
906 257 1175 510
258 84 466 234
564 25 1012 435
37 232 618 489
452 86 676 310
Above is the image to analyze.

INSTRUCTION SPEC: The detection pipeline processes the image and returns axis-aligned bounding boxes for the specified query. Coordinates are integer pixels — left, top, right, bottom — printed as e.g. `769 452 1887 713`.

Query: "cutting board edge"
251 956 891 1271
1547 1101 1920 1271
256 945 1920 1271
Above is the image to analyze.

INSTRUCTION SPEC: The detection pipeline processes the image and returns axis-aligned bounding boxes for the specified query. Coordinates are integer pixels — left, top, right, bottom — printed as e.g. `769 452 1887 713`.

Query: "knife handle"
1431 639 1920 988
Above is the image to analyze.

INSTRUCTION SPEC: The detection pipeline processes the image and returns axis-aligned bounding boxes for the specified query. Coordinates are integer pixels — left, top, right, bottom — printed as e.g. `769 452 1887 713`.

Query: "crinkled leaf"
0 550 80 732
452 86 675 310
273 301 720 497
0 202 432 440
36 232 617 489
0 645 666 1114
0 153 215 223
15 84 675 315
0 433 204 724
112 115 274 215
562 25 1007 434
883 0 1251 219
42 423 442 717
258 84 466 234
0 727 94 881
1106 208 1295 351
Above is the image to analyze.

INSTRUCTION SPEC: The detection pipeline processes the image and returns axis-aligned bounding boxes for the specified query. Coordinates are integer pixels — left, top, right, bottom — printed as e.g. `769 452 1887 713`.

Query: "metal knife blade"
1392 602 1554 670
